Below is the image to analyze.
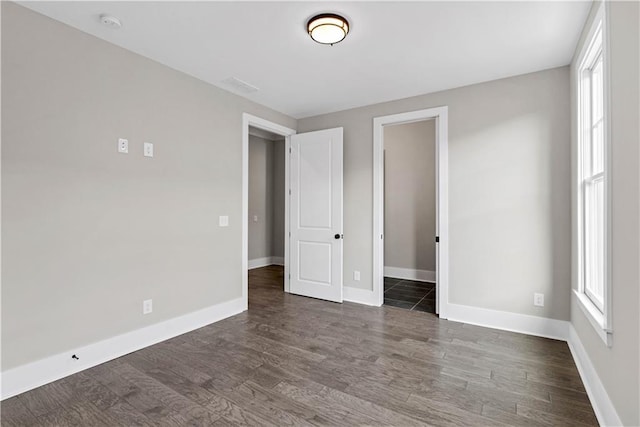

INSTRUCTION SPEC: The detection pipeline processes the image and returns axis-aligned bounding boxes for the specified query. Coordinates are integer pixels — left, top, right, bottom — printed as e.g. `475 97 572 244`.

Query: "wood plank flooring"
1 265 598 426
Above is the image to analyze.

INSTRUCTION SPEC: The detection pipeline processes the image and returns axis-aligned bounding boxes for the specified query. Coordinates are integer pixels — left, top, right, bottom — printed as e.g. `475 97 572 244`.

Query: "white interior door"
289 127 343 302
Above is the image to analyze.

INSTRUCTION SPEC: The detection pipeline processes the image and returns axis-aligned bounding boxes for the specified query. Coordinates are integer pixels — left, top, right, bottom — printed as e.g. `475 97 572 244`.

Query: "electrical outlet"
143 299 153 314
219 216 229 227
533 293 544 307
143 142 154 158
253 215 258 222
118 138 128 154
354 270 361 281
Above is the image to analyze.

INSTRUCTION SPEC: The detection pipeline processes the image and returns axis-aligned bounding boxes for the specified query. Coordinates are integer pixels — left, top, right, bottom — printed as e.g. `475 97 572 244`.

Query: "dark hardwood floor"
1 265 597 426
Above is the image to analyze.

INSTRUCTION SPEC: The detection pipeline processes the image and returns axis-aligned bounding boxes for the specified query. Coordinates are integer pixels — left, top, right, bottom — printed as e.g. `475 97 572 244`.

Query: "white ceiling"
19 1 591 119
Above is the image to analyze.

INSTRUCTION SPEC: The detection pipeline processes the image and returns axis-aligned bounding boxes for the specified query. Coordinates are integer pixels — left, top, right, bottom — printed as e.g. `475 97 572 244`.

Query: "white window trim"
573 290 611 345
574 1 612 347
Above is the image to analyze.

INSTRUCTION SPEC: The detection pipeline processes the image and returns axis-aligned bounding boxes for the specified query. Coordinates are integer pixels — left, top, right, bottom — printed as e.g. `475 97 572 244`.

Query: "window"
582 31 604 311
575 4 611 345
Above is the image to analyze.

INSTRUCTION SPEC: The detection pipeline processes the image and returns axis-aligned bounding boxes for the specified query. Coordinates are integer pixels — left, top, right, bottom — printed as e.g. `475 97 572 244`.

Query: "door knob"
334 234 342 239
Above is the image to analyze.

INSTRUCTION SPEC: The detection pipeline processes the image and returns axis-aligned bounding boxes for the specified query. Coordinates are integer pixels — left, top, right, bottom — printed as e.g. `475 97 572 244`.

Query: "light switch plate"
219 216 229 227
143 142 153 158
354 271 361 281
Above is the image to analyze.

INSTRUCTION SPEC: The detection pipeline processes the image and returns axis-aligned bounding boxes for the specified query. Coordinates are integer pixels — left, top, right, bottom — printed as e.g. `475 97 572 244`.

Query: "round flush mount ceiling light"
307 14 349 45
99 14 122 29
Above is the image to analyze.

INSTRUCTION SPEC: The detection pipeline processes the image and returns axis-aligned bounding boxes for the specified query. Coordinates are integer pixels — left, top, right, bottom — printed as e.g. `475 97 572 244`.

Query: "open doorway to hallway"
382 120 437 313
248 126 286 300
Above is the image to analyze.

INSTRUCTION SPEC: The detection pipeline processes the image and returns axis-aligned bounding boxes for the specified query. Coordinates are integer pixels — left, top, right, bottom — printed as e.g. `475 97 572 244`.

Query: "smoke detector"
99 14 122 29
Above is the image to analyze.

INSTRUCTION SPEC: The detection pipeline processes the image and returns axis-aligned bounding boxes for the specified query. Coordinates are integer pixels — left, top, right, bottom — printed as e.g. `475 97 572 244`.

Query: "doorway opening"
243 114 345 308
242 114 296 309
382 119 437 313
247 125 287 302
373 106 449 318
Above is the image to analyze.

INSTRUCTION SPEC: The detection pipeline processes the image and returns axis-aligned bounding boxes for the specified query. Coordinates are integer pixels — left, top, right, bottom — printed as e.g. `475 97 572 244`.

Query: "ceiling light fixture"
307 14 349 45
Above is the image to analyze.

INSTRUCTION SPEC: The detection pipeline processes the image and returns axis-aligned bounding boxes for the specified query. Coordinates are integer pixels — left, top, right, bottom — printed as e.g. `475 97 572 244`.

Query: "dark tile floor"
384 277 436 313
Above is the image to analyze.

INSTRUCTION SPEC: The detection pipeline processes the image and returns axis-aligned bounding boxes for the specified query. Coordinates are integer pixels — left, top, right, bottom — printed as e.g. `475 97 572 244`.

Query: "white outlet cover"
219 215 229 227
144 142 153 158
253 215 258 222
118 138 128 154
534 293 544 307
143 299 153 314
354 271 361 281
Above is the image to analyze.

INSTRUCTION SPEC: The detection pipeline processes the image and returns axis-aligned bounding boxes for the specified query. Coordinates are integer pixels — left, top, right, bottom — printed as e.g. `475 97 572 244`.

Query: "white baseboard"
0 297 246 401
384 266 435 282
567 324 622 426
444 303 569 341
344 286 381 306
248 256 284 269
1 288 621 426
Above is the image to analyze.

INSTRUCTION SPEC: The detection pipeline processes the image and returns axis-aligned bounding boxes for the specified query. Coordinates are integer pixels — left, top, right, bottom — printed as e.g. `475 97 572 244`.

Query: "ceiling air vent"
221 77 259 94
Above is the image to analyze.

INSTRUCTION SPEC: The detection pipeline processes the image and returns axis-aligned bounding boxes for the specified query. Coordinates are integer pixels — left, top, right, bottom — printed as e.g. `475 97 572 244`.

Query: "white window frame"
574 2 612 346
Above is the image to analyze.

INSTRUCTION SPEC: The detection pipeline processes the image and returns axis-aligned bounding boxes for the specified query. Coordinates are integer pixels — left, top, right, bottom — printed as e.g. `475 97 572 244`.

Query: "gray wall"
570 1 640 424
1 3 296 370
299 66 572 321
248 134 285 261
271 140 285 258
248 135 274 260
383 120 436 272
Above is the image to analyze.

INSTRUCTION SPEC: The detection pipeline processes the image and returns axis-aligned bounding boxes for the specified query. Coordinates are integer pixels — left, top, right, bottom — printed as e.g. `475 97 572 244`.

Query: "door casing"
372 106 449 317
242 113 296 309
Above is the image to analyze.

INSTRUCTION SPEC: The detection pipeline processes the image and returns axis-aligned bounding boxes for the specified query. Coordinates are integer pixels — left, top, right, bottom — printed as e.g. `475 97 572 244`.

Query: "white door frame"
242 113 296 309
372 106 449 318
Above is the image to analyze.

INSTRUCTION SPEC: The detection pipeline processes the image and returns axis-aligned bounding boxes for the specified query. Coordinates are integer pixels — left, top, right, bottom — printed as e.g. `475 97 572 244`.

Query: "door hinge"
289 232 291 237
435 236 440 243
289 147 292 153
381 234 384 239
289 189 291 195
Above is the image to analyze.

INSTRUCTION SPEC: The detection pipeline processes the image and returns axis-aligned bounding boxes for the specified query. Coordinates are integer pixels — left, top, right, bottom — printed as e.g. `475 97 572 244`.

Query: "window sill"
573 290 612 347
